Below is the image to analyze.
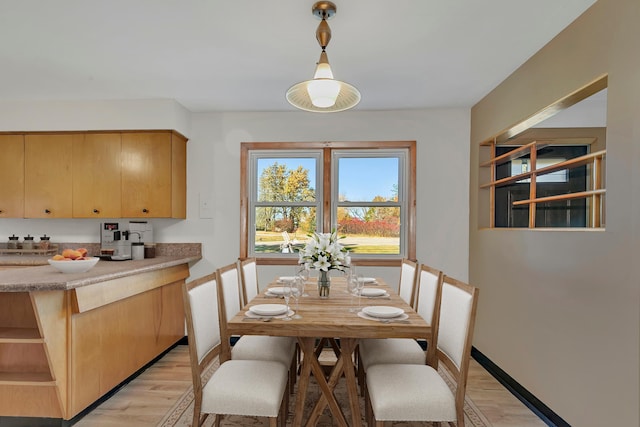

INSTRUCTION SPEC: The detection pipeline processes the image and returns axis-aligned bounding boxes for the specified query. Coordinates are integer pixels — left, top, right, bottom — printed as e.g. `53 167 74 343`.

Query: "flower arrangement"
298 230 350 272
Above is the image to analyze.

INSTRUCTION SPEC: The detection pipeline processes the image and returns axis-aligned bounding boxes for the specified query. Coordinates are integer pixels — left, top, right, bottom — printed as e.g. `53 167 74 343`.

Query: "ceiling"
0 0 598 113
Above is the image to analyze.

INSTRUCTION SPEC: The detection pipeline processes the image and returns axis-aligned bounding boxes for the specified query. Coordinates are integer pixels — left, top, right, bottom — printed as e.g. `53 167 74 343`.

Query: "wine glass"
355 274 365 312
291 277 304 319
297 264 310 296
282 280 293 321
347 270 359 312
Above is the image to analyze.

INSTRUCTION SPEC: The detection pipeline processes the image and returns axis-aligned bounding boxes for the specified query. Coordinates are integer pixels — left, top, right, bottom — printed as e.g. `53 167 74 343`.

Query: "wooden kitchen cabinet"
24 134 78 218
72 133 122 218
4 130 186 219
0 262 189 420
0 135 25 218
121 131 187 218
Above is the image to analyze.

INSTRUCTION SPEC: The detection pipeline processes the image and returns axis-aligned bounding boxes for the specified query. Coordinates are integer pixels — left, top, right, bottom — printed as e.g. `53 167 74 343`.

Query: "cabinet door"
121 132 172 217
24 134 76 218
73 133 122 218
0 135 25 218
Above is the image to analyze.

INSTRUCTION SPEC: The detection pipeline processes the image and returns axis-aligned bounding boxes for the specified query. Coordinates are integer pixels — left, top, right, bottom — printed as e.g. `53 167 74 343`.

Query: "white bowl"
48 257 99 274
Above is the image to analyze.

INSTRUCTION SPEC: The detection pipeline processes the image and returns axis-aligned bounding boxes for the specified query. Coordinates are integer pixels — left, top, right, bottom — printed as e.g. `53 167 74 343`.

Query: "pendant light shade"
286 2 361 113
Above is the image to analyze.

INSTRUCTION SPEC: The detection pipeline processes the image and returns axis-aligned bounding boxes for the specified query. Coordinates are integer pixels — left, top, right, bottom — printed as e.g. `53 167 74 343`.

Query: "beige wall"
469 0 639 426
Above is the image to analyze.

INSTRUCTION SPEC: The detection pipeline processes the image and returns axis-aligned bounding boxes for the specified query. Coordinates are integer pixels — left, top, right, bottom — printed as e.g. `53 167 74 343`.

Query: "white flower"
298 231 348 272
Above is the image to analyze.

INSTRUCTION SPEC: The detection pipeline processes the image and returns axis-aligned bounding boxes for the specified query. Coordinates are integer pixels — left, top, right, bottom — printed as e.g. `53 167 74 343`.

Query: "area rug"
158 356 491 427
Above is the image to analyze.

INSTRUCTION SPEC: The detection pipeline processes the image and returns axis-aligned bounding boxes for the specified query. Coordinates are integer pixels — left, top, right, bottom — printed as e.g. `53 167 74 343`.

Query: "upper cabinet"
72 133 122 218
121 132 173 218
0 135 25 218
25 134 77 218
1 130 187 219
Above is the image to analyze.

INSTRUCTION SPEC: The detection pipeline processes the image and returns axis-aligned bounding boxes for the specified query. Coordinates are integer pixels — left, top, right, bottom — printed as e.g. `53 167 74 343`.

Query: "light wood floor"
75 344 546 427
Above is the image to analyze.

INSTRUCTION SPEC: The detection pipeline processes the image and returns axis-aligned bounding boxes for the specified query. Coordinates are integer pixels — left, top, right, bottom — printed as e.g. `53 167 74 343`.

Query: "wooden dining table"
225 276 431 427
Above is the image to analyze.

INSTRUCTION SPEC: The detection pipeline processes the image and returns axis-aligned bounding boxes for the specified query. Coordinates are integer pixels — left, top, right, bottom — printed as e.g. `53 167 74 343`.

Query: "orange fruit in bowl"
62 249 83 260
52 254 66 261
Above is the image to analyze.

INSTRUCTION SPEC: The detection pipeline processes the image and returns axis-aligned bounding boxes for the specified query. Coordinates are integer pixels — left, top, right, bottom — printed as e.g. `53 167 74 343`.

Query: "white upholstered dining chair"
216 262 296 368
358 264 443 371
365 275 479 427
238 257 259 306
398 258 419 308
182 273 289 427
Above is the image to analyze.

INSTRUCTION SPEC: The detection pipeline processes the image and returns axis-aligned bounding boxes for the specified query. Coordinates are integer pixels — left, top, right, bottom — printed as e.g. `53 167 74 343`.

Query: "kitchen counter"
0 246 200 423
0 255 200 292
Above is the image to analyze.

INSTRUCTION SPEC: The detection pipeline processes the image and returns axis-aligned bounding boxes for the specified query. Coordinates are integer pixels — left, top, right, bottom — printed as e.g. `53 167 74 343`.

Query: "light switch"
199 193 214 219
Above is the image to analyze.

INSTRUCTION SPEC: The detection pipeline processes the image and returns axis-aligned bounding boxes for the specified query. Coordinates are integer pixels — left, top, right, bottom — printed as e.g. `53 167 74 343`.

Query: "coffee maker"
100 222 132 260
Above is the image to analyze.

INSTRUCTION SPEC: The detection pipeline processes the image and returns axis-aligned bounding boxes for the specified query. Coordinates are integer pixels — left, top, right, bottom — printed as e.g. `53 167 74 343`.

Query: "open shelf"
0 371 55 385
480 138 605 228
512 189 606 206
0 327 42 343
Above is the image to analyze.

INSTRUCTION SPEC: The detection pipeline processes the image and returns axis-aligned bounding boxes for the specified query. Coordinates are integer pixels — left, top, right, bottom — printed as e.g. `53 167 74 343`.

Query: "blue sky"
258 157 398 201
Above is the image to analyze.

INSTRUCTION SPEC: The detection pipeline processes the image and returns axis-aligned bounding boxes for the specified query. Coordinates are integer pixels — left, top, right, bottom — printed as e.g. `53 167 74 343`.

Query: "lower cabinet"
0 264 188 420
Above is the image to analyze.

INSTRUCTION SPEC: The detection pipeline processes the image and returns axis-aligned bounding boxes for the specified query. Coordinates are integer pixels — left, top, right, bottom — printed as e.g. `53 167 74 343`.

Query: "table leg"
296 337 349 427
306 338 362 427
293 338 314 427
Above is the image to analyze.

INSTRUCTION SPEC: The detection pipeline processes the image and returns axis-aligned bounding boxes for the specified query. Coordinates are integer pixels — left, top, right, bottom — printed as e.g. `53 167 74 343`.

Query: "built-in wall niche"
478 75 607 229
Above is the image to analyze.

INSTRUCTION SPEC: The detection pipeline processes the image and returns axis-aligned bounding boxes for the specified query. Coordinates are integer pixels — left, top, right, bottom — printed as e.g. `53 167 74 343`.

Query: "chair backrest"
414 264 443 326
398 258 418 308
216 262 242 362
437 275 479 387
217 262 242 318
239 257 259 306
182 273 221 401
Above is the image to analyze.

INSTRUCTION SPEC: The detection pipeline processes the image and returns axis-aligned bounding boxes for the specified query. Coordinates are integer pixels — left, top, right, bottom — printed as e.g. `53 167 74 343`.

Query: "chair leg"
269 416 278 427
364 382 373 427
357 351 365 396
289 352 297 393
214 414 221 427
279 387 288 427
192 400 202 427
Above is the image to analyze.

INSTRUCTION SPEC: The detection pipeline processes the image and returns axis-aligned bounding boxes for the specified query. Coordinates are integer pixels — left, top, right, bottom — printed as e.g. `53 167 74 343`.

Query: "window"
241 141 416 265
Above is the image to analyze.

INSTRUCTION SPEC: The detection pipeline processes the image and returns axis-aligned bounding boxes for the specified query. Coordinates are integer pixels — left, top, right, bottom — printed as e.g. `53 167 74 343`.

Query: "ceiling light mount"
286 1 361 113
312 1 336 20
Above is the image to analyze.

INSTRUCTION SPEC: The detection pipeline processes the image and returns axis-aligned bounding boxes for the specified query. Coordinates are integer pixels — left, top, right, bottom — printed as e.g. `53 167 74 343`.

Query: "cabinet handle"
45 209 51 214
142 208 149 213
93 209 100 214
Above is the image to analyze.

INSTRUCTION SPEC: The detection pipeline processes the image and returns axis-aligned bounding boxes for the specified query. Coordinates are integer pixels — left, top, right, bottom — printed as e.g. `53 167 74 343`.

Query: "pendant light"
286 1 361 113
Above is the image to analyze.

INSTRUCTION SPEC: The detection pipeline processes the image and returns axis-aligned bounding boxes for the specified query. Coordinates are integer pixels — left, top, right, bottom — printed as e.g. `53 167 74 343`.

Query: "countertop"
0 255 201 292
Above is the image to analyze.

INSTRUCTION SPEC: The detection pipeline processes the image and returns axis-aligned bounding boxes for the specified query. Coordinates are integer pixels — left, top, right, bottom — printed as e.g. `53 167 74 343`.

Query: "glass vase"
318 270 331 298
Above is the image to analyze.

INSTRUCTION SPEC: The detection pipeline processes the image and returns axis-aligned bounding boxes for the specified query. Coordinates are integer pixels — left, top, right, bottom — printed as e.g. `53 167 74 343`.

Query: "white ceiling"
0 0 597 113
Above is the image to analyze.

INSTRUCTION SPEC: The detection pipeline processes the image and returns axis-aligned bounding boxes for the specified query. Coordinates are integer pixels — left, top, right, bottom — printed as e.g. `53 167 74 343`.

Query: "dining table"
225 275 431 427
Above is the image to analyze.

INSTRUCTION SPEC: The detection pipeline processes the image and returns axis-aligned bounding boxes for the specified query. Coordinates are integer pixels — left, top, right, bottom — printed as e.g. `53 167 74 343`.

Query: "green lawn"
254 231 399 254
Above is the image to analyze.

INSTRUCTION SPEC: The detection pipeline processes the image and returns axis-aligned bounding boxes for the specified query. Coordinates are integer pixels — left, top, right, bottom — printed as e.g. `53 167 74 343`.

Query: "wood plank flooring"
75 344 546 426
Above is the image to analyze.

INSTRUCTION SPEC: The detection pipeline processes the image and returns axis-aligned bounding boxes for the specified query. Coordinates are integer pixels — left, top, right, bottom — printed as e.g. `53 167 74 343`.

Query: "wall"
469 0 639 426
185 109 471 287
0 103 470 291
